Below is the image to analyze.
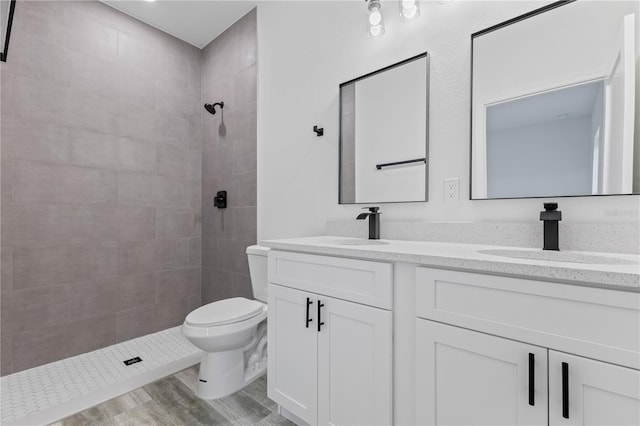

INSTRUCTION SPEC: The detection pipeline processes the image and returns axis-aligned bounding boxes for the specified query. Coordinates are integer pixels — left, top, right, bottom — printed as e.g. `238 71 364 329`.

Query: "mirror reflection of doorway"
471 3 637 200
485 80 605 198
483 13 636 199
471 1 640 199
602 13 636 195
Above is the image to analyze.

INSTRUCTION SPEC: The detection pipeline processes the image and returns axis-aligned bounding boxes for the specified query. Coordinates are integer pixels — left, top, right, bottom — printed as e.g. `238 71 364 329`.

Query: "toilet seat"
185 297 264 327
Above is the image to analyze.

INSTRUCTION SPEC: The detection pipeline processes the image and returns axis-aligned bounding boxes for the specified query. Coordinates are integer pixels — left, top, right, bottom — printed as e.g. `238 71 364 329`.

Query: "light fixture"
144 0 156 2
367 0 385 39
399 0 420 22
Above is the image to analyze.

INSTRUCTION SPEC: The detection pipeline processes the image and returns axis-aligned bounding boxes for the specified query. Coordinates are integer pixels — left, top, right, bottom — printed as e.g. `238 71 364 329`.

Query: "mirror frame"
1 0 16 62
339 52 430 204
469 0 639 200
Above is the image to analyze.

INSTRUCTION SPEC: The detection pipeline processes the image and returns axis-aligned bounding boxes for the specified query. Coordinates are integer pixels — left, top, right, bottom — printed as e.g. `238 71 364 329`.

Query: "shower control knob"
214 191 227 209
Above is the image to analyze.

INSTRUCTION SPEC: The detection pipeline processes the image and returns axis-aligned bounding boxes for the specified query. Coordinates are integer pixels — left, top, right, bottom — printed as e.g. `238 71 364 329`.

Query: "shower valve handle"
214 191 227 209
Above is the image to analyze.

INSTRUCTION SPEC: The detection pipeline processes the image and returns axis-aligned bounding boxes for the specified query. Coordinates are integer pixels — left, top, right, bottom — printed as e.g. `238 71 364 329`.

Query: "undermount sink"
479 249 639 265
340 240 389 246
324 238 390 246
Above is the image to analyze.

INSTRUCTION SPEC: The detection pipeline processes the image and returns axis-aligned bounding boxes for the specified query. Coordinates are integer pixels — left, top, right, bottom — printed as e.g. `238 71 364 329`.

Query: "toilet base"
195 324 267 400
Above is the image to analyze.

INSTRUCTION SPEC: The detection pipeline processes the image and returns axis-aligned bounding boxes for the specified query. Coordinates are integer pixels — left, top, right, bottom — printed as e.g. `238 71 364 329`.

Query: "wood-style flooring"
50 366 295 426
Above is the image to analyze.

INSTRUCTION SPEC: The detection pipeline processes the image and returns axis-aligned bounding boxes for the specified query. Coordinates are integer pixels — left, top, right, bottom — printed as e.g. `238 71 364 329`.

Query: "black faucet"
356 207 381 240
540 202 561 251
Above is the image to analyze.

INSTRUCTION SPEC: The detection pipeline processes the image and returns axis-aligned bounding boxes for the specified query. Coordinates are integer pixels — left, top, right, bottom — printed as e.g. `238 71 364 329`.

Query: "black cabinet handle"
562 362 569 419
317 300 325 332
528 353 535 406
305 297 313 328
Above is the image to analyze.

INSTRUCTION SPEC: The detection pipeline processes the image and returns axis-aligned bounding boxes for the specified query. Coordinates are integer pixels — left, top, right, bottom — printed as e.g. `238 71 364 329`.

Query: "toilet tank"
246 245 270 303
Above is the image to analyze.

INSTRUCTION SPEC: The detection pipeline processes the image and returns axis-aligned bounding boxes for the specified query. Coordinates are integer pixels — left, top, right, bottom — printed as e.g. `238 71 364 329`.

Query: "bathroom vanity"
262 236 640 426
266 250 393 425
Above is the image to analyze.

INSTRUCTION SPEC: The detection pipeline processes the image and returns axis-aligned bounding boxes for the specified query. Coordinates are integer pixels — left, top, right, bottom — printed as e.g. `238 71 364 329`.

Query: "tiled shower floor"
1 326 201 425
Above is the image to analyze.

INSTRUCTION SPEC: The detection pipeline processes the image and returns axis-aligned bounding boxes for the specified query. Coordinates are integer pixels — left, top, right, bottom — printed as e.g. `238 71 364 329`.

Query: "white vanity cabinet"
548 351 640 425
267 251 393 426
268 284 318 423
416 320 548 425
415 267 640 426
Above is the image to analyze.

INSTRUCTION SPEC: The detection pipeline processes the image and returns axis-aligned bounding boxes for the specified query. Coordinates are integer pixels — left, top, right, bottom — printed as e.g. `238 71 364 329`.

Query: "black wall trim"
1 0 17 62
471 1 576 39
339 51 429 89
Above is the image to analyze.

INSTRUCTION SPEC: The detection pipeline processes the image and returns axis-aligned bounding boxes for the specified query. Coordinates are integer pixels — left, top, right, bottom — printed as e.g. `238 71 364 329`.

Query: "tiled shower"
0 1 257 376
200 10 257 305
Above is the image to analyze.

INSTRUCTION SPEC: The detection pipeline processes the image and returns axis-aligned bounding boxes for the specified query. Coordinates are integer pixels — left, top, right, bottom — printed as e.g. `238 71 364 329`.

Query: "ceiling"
486 80 604 132
100 0 257 49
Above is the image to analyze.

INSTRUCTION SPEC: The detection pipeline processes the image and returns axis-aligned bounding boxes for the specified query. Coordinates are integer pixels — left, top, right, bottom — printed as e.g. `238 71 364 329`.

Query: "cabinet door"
317 296 392 426
549 351 640 425
268 284 318 424
416 320 548 425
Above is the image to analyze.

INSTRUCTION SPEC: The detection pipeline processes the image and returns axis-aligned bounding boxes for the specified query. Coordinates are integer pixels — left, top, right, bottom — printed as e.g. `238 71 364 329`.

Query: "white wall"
257 1 640 241
486 116 593 198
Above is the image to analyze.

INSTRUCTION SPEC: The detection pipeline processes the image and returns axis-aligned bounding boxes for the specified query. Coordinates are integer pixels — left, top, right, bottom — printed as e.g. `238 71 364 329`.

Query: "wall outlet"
444 178 459 203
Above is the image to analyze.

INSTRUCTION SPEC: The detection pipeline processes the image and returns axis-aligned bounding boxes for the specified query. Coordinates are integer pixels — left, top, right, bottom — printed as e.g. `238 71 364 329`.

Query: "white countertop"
261 236 640 291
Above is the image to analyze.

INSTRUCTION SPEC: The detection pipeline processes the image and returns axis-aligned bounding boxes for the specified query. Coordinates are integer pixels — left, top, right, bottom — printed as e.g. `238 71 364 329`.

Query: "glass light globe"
402 8 418 20
400 0 420 22
369 25 384 38
369 10 382 26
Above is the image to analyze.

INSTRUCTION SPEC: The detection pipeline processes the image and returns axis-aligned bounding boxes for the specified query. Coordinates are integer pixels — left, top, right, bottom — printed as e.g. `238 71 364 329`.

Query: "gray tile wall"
0 1 202 375
201 9 257 304
340 84 356 203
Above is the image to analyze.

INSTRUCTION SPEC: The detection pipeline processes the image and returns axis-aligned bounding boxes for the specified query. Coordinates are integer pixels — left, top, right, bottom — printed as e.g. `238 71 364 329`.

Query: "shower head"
204 102 224 115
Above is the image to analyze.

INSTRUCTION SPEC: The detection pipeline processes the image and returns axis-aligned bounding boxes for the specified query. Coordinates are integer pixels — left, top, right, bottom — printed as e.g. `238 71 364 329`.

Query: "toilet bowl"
181 245 269 399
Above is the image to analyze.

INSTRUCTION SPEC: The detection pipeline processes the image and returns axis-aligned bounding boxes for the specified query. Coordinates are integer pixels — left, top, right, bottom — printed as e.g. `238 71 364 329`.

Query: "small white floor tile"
0 326 200 426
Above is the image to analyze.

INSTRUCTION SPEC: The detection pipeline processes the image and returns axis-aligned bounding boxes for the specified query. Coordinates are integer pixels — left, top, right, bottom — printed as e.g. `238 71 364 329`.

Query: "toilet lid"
185 297 265 327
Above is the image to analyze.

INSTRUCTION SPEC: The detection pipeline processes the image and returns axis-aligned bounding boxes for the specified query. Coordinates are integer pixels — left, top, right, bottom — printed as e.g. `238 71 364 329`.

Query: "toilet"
181 245 269 399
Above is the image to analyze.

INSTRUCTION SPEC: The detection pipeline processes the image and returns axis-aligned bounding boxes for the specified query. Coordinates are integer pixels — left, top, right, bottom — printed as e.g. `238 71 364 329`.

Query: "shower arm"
204 102 224 115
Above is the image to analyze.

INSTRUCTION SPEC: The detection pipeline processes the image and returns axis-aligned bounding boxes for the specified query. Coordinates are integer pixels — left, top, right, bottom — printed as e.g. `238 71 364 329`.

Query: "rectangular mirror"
0 0 16 62
339 53 429 204
471 0 639 200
